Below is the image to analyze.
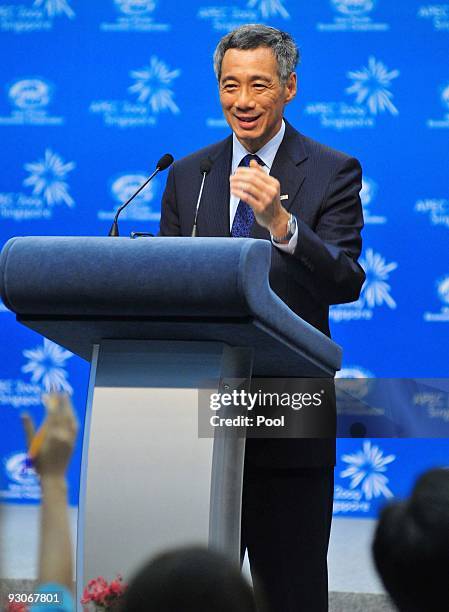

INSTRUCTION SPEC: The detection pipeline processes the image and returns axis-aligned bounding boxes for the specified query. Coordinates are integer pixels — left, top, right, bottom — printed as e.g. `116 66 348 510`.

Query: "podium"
0 236 341 603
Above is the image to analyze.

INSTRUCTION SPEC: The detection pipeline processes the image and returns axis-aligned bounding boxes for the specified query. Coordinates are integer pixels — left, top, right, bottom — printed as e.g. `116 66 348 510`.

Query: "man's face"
219 46 296 153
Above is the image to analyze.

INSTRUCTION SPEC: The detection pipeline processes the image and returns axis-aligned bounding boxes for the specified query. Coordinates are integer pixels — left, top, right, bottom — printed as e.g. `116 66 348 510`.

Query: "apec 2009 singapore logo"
1 453 41 500
333 440 396 515
423 275 449 323
361 176 387 225
415 196 449 229
304 56 400 130
0 338 74 501
0 148 75 221
316 0 390 31
0 0 74 33
89 56 181 128
417 4 449 31
330 248 398 322
198 0 289 32
99 0 171 32
426 82 449 129
0 337 73 410
97 172 161 223
0 77 65 126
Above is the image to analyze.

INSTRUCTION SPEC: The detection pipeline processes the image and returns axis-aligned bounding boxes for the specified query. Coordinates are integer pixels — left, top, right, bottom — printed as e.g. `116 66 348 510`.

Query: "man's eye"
223 84 237 91
254 83 267 90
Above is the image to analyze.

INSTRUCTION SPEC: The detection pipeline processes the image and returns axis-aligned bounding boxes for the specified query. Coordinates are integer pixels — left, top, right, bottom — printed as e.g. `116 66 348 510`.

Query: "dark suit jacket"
159 120 365 466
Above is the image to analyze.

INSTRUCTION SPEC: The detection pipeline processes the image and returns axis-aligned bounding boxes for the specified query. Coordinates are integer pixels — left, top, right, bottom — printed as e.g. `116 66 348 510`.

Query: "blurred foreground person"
22 392 78 612
121 547 262 612
373 468 449 612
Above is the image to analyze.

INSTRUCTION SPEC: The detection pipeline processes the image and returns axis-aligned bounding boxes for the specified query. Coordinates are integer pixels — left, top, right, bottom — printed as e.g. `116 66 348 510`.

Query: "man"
159 24 365 612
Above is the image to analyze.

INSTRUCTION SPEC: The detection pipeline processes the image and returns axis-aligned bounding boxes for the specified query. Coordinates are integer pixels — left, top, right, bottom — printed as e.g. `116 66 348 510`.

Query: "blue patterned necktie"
231 154 264 238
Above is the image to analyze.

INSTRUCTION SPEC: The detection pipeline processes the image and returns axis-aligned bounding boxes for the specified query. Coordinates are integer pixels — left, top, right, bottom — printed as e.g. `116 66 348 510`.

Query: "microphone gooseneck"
191 157 213 237
108 153 174 237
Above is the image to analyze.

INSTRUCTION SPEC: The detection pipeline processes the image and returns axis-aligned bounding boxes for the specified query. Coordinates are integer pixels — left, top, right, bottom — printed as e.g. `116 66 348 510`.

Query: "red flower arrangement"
81 575 127 610
6 603 28 612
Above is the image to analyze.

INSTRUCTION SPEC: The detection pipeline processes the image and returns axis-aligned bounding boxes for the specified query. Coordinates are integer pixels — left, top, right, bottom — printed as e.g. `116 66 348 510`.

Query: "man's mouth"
235 114 261 129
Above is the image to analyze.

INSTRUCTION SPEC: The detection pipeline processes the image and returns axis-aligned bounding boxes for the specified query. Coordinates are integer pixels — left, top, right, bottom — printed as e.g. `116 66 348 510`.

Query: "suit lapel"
200 136 232 237
250 121 309 239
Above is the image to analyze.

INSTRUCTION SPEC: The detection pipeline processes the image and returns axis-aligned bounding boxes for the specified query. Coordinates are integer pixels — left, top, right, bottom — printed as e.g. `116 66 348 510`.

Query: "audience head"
121 546 260 612
373 467 449 612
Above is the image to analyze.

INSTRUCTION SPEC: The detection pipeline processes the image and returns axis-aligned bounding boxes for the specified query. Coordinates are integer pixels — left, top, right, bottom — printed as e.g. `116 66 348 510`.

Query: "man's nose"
235 87 256 109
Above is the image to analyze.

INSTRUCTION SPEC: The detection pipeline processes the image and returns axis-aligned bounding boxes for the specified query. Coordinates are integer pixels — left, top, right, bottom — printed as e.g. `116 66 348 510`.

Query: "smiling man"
159 24 365 612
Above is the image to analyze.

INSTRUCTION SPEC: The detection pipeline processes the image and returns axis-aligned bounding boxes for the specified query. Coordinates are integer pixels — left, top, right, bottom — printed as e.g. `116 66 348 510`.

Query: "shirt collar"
231 119 286 174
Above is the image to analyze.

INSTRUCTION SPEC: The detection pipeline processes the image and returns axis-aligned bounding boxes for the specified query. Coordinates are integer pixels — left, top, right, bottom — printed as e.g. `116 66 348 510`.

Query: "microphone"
191 157 213 237
108 153 174 237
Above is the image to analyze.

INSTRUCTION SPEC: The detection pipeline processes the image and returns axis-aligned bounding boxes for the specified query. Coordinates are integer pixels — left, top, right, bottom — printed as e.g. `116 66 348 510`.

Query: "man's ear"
284 72 297 105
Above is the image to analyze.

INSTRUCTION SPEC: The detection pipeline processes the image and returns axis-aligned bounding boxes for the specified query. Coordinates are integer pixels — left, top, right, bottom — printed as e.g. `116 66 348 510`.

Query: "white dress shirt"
230 119 298 254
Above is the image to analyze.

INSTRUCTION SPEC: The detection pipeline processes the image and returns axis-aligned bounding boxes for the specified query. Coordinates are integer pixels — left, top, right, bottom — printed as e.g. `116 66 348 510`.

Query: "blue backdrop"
1 0 448 517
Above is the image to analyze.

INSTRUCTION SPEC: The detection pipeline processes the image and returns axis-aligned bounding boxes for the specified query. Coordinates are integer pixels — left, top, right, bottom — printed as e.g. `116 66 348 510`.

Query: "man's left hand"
230 159 290 237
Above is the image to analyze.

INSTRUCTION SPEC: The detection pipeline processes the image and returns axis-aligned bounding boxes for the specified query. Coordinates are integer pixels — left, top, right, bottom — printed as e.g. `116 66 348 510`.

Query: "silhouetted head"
373 468 449 612
121 546 259 612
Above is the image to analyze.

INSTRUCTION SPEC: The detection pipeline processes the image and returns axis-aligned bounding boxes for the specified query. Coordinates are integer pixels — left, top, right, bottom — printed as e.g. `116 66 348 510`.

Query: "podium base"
76 340 253 606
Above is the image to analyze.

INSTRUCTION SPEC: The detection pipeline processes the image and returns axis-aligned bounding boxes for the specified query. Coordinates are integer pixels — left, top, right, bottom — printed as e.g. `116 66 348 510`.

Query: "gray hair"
213 24 300 86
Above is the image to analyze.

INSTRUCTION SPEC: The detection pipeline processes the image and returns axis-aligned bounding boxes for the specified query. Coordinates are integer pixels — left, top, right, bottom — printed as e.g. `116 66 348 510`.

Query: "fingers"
21 413 35 449
42 392 78 435
230 169 279 211
230 187 260 210
249 159 266 172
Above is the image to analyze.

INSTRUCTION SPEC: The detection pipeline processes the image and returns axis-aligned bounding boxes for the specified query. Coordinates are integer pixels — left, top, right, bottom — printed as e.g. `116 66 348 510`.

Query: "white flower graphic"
22 339 73 393
247 0 290 19
340 441 396 500
128 57 181 114
359 248 397 309
346 57 400 115
33 0 75 18
23 149 75 207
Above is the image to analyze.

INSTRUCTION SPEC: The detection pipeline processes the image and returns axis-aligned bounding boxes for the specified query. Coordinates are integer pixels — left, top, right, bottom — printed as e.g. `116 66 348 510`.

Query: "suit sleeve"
158 165 181 236
288 156 365 305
